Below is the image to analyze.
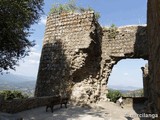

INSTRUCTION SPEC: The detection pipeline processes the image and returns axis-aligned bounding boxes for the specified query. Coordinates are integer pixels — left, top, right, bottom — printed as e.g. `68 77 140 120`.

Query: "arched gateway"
35 11 148 105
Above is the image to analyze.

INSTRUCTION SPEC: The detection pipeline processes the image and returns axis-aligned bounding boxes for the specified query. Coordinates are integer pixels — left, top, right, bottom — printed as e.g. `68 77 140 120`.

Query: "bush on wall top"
49 0 100 20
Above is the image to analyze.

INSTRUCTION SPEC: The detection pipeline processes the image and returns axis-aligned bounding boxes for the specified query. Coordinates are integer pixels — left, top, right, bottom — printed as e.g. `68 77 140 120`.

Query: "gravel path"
1 102 145 120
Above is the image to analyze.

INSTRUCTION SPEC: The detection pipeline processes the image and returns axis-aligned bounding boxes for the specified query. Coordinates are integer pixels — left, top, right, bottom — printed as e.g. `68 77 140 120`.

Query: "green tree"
0 90 28 100
0 0 44 72
107 90 122 103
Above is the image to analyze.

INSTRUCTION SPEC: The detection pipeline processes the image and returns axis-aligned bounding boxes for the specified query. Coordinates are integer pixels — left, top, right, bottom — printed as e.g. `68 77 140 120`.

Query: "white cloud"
123 72 129 76
30 44 40 51
26 46 41 65
10 45 42 77
28 60 39 64
27 45 41 63
29 51 41 58
113 67 118 70
39 16 47 25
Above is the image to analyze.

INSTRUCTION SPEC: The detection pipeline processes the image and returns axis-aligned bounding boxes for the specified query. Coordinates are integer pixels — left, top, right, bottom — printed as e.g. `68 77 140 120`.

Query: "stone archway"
98 25 148 101
35 12 148 105
107 59 148 94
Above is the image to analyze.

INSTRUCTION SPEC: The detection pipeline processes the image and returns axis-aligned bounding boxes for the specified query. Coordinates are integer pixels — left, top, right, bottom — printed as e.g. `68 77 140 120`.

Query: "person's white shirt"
118 97 123 103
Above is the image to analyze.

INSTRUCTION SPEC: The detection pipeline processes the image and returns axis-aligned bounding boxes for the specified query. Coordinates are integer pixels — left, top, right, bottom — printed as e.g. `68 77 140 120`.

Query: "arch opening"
107 59 148 97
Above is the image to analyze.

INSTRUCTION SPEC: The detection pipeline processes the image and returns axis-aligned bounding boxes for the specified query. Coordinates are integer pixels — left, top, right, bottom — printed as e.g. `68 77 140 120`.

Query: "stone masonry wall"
35 11 148 105
99 25 148 100
0 96 60 113
147 0 160 118
35 11 102 103
141 64 149 98
102 26 148 60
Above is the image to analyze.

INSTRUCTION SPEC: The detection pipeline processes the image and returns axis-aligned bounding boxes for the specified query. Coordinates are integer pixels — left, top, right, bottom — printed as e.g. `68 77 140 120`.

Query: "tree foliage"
0 0 44 72
107 90 122 103
0 90 28 100
49 0 100 20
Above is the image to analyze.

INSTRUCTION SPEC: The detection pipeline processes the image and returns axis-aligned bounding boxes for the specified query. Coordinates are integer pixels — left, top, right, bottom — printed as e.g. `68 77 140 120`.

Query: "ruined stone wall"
99 26 148 100
141 64 149 98
0 96 60 113
102 26 148 60
35 11 102 102
71 25 148 104
147 0 160 117
35 11 148 105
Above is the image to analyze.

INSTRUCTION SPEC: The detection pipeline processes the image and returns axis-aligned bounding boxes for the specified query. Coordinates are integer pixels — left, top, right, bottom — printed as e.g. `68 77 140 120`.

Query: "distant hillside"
108 85 144 97
0 74 144 97
0 74 36 97
122 89 144 97
0 73 36 82
108 85 142 91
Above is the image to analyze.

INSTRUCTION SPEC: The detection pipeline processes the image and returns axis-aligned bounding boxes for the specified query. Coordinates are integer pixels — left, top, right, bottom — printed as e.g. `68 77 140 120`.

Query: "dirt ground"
0 102 148 120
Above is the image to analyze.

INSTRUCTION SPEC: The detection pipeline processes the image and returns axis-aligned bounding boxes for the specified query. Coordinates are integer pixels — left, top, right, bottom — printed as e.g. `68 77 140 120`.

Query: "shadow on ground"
14 104 108 120
132 97 152 120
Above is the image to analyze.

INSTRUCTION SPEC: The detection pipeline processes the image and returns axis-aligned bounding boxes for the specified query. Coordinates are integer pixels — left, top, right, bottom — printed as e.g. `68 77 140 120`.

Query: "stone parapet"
0 96 59 113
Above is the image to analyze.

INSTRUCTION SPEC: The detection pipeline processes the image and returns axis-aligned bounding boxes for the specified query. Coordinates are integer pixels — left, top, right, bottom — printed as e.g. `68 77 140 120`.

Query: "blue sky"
10 0 147 87
108 59 147 88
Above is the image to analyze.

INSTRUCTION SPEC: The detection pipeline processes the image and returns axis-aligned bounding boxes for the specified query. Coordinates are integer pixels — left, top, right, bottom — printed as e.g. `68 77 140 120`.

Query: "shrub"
78 6 100 20
103 24 119 39
107 90 122 103
49 0 100 20
0 90 28 100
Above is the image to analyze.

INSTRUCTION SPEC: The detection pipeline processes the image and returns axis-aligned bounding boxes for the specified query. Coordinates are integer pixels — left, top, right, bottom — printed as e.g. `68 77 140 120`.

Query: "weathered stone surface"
0 96 60 113
0 95 4 106
1 1 160 115
141 64 149 98
35 11 103 104
99 25 148 100
0 112 22 120
35 11 148 105
147 0 160 118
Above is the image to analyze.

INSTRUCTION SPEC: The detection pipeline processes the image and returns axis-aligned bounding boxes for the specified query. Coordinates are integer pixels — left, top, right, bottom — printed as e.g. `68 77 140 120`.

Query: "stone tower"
35 11 148 105
35 11 102 100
